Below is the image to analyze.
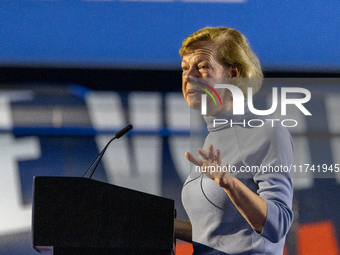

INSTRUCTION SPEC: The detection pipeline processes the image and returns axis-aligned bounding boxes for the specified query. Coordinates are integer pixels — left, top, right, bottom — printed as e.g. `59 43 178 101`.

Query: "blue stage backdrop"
0 1 339 71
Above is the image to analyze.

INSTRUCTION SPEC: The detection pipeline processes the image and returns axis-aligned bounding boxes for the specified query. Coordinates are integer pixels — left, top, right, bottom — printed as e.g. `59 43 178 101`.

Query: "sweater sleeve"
253 124 294 243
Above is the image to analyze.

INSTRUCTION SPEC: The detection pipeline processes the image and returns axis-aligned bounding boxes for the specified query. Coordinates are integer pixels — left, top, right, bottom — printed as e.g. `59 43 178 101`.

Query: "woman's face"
181 46 236 115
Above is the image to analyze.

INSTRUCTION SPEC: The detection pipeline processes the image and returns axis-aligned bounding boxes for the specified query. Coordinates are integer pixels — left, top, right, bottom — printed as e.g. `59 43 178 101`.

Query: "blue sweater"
182 107 294 254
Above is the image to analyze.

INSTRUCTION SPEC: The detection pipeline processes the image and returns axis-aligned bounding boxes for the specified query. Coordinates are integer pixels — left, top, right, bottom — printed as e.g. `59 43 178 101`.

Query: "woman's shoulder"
231 118 293 154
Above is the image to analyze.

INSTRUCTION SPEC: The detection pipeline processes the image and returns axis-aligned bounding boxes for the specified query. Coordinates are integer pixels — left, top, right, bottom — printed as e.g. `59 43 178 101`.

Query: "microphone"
115 124 133 139
82 124 133 179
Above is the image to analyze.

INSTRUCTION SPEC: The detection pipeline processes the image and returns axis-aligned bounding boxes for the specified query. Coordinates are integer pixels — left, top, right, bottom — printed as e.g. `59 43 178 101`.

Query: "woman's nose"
184 69 197 83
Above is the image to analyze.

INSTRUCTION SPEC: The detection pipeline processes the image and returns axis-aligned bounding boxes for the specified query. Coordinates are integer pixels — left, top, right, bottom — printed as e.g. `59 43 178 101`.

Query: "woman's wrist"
214 175 236 189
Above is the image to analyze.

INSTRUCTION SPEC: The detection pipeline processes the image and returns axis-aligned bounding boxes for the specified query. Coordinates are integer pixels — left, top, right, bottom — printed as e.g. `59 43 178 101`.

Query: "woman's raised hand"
185 144 234 186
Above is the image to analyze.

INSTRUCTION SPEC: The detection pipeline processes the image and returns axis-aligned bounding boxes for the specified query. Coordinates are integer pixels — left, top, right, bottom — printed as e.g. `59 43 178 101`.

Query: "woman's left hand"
185 144 234 186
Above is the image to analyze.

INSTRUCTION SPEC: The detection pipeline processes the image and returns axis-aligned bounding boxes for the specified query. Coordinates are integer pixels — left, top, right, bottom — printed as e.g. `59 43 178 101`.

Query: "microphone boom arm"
82 124 133 179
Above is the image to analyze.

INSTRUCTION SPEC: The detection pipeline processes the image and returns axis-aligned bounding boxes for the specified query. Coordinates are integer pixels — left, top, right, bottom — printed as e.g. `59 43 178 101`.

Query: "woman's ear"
229 64 241 78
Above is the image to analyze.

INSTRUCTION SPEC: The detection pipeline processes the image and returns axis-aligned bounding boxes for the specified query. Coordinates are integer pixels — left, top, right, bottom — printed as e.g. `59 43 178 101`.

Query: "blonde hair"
179 27 263 95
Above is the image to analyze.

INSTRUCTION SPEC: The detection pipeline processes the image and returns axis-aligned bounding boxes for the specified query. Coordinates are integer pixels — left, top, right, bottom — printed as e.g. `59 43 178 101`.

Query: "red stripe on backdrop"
176 241 193 255
297 221 340 255
283 244 288 255
175 241 289 254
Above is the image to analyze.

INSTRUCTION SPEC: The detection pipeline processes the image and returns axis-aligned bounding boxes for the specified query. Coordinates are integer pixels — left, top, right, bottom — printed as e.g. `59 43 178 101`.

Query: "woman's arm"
185 145 267 233
185 141 294 242
174 219 192 243
218 177 267 233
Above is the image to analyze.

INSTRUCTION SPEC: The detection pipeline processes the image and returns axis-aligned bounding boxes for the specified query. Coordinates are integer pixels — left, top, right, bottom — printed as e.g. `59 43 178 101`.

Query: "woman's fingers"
198 148 209 159
209 144 214 159
198 145 216 160
196 145 221 164
216 149 221 166
186 146 223 178
185 152 202 166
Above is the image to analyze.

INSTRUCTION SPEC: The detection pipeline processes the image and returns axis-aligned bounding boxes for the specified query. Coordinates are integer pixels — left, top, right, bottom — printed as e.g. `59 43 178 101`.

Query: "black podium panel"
32 177 174 254
53 247 172 255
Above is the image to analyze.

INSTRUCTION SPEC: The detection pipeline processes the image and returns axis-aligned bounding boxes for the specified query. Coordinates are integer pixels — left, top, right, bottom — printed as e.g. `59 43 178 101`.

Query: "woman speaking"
174 27 294 255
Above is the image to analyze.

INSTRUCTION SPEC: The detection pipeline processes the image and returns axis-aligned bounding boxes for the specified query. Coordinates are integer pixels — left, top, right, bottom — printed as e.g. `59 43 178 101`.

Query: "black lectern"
32 177 175 254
